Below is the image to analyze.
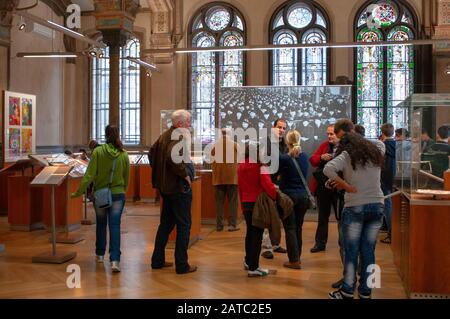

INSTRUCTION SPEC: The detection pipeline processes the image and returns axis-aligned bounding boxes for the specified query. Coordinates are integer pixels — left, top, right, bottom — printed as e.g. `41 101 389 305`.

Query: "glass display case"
394 94 450 200
29 153 88 178
128 152 144 165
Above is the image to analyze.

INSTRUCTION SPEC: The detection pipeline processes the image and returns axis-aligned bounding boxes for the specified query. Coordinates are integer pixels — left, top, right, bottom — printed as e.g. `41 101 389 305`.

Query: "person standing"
238 143 277 277
260 119 288 259
309 124 339 253
380 123 396 244
278 130 310 269
150 109 197 274
324 132 385 299
71 125 130 273
424 125 450 178
211 128 240 232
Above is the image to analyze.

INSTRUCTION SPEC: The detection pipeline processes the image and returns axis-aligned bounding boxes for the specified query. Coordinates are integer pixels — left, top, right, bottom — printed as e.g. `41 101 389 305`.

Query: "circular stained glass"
361 30 380 42
287 4 313 28
372 2 398 27
206 7 231 31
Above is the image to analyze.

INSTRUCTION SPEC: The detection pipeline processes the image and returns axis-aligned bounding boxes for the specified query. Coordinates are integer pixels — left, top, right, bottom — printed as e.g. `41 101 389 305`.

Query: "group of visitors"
69 108 449 299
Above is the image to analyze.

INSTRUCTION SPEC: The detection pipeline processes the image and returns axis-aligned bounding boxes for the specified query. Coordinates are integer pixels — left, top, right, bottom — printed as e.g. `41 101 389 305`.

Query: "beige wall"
9 1 65 147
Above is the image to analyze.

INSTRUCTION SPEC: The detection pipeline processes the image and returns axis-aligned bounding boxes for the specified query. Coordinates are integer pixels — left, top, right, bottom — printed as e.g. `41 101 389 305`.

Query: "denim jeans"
95 193 126 262
282 192 309 262
341 203 384 296
243 207 264 271
381 184 392 238
151 190 192 274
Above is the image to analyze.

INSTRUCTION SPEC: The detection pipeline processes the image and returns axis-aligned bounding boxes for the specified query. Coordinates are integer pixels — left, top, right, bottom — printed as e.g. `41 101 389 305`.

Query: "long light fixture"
17 52 79 58
14 10 106 49
124 56 159 72
143 38 450 54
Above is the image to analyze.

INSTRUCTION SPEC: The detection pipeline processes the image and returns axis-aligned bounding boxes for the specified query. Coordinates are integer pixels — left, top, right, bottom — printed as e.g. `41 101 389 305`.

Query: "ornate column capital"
0 0 19 45
147 0 182 63
433 0 450 53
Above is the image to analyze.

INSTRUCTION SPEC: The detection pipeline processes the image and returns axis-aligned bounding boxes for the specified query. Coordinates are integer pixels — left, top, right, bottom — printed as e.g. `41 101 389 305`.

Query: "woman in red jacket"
238 143 277 277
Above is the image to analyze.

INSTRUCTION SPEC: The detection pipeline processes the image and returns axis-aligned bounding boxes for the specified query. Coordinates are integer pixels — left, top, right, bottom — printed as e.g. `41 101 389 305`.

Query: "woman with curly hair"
323 132 385 299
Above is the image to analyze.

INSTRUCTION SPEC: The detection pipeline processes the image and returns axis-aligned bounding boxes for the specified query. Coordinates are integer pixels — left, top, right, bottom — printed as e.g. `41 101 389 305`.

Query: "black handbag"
290 157 316 210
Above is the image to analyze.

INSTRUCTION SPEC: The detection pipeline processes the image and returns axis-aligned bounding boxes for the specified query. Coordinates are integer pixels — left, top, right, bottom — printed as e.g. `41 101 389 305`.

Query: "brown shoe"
151 261 174 269
283 261 301 269
177 265 197 274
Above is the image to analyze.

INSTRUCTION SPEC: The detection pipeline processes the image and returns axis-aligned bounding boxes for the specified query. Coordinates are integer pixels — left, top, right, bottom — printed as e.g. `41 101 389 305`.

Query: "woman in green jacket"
72 125 130 272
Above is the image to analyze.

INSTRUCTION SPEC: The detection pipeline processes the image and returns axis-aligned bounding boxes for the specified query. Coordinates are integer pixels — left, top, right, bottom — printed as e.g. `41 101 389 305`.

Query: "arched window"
91 38 141 144
270 0 329 86
355 0 417 138
189 3 246 143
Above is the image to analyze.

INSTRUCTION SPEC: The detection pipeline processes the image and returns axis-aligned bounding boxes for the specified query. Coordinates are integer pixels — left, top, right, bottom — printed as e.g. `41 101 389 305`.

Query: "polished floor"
0 202 407 299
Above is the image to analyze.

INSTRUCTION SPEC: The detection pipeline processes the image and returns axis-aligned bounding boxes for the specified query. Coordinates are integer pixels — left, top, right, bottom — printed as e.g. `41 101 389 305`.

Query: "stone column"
101 30 128 127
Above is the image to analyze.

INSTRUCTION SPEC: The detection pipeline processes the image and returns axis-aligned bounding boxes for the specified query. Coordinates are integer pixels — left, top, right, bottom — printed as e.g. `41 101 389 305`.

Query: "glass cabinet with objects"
394 94 450 200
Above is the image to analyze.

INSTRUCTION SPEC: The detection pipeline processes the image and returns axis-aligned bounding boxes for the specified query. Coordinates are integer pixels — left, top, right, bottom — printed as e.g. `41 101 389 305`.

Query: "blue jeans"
341 203 384 296
151 190 192 273
381 184 392 238
95 193 126 262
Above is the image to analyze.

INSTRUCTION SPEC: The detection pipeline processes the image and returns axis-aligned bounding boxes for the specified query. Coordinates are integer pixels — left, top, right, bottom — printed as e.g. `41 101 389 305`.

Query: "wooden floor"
0 202 407 299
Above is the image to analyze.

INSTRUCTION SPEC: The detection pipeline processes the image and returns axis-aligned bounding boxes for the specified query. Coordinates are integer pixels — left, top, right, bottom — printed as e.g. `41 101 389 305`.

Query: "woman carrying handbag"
72 125 130 273
277 130 311 270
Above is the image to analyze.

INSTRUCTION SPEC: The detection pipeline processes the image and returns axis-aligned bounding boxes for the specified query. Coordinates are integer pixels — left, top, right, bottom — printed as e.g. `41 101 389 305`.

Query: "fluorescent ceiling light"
143 38 450 54
14 11 106 49
17 52 79 58
124 56 159 72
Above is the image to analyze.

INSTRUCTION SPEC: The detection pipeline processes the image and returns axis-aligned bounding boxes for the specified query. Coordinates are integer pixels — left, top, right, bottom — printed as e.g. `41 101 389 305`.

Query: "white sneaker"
111 261 121 273
96 255 104 263
248 268 269 277
243 260 249 270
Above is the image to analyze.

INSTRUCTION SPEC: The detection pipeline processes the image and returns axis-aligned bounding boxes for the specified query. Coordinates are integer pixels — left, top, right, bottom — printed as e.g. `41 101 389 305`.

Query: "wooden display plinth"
392 193 450 298
0 168 15 215
42 178 83 233
444 170 450 190
167 177 202 248
1 160 34 216
139 165 157 202
7 175 45 231
126 164 139 201
32 251 76 264
199 171 242 225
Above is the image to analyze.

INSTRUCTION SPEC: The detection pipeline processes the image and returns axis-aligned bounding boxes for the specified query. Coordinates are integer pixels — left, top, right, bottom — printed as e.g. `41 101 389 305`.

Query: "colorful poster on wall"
8 96 20 126
21 98 33 126
2 91 36 164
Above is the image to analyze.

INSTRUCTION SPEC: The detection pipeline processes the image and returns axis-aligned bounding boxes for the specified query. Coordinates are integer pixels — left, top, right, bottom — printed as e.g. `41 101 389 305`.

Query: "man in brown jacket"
211 128 240 231
150 109 197 274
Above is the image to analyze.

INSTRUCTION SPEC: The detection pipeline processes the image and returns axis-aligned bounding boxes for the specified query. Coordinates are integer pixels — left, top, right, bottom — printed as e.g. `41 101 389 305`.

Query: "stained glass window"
273 31 298 86
91 38 141 145
288 5 313 28
271 1 329 86
387 26 414 131
356 0 416 138
356 28 384 139
190 4 245 144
